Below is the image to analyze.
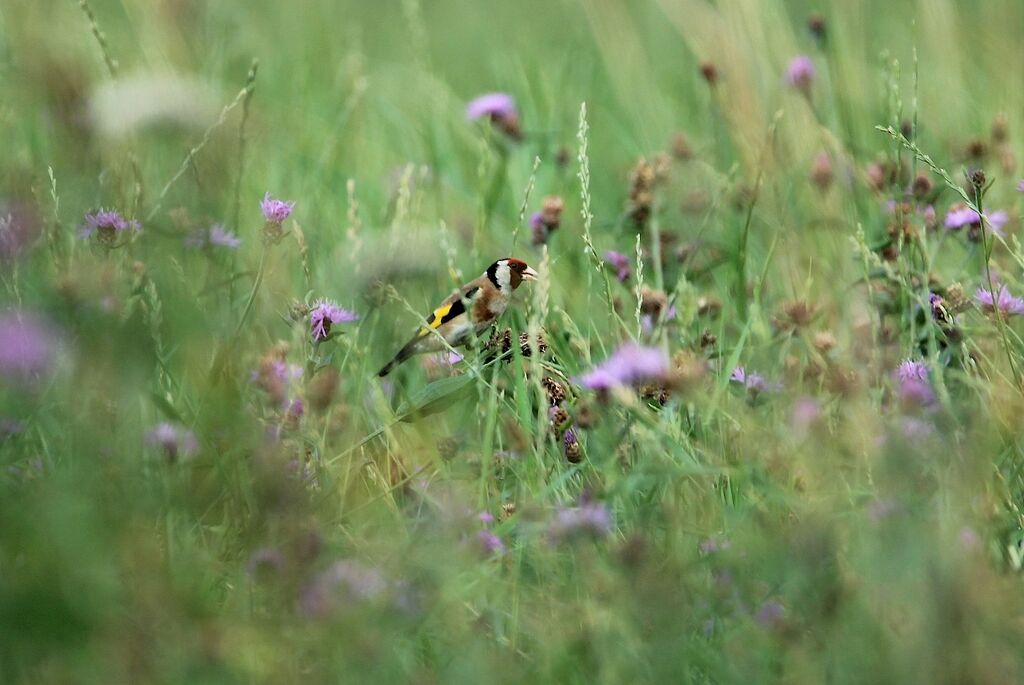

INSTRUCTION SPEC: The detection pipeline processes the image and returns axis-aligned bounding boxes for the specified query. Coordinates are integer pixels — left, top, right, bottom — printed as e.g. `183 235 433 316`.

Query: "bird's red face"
506 258 538 289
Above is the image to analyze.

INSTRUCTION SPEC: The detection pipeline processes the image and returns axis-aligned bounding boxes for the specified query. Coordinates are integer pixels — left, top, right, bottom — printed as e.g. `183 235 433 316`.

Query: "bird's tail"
377 340 418 377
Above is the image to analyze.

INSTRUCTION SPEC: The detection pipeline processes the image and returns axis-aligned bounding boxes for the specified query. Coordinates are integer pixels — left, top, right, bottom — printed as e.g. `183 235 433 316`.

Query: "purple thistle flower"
547 499 612 544
185 223 241 250
145 422 198 461
988 210 1009 238
975 285 1024 316
261 193 295 223
0 310 56 381
895 359 928 383
894 359 934 408
577 343 669 391
604 250 631 282
298 560 388 619
309 298 359 342
478 511 495 524
944 205 979 230
465 92 517 121
80 209 140 242
786 55 816 91
477 530 505 556
730 366 778 395
209 223 241 248
1017 180 1024 193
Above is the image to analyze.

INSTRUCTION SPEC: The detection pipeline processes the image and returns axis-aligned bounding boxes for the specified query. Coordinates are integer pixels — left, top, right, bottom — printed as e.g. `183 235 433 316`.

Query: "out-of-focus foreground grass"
3 0 1024 682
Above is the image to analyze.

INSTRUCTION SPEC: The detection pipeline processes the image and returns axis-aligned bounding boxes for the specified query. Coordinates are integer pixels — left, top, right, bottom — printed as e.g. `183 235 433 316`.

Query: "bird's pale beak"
522 267 539 282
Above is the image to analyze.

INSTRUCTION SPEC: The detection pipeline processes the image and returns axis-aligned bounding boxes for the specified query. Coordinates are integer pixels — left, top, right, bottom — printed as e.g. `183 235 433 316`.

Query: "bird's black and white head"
486 258 537 294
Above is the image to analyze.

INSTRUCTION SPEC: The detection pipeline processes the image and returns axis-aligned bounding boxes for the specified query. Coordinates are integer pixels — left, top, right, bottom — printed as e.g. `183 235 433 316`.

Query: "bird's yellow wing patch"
418 302 453 337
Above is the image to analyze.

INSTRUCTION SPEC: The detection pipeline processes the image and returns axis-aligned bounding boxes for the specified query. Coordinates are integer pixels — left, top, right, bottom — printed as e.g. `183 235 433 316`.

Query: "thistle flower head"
465 92 517 121
786 55 816 91
604 250 631 282
80 209 140 242
894 359 934 408
309 298 359 342
145 422 198 462
0 310 57 381
578 343 669 391
975 285 1024 316
546 499 612 544
186 223 241 250
261 193 295 223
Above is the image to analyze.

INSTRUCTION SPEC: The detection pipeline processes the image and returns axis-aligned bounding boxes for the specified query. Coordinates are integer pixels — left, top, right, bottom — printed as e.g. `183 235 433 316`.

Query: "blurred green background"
3 0 1024 682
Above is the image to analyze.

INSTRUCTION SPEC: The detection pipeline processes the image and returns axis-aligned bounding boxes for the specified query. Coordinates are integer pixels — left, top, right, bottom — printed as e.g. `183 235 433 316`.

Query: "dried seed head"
992 113 1009 144
911 173 933 199
780 300 817 329
564 431 582 463
640 286 668 315
969 168 987 189
810 151 833 190
813 330 837 353
699 328 717 349
549 406 570 431
697 295 722 318
540 195 564 227
500 502 517 521
555 146 571 168
807 13 826 39
519 331 548 358
699 61 719 85
307 366 340 412
671 133 693 161
965 139 988 161
541 376 567 405
574 401 595 429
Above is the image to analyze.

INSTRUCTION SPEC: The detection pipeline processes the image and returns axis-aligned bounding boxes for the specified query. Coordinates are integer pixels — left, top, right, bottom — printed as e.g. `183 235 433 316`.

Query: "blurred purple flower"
755 600 786 628
944 205 979 230
792 397 822 434
145 422 198 461
261 193 294 223
465 92 517 121
1017 180 1024 193
0 418 24 439
786 55 815 91
310 298 359 341
547 499 612 544
578 343 669 391
186 223 241 250
478 511 495 524
958 527 981 550
894 359 934 408
247 547 287 577
895 359 928 383
0 311 56 381
604 250 631 282
988 211 1009 238
867 498 902 522
730 366 778 395
975 285 1024 316
80 209 140 241
900 416 934 440
477 530 505 556
298 560 387 619
0 203 38 261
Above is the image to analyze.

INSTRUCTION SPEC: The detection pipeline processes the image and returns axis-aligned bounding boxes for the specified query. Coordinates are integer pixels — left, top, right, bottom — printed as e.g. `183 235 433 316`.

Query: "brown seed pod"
541 376 567 405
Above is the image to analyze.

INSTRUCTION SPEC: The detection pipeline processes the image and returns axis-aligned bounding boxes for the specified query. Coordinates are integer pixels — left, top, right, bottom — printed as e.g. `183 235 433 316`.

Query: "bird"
377 257 538 377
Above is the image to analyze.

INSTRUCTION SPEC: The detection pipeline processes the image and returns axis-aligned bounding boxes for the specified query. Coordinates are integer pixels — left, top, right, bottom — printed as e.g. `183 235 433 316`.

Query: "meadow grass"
3 0 1024 682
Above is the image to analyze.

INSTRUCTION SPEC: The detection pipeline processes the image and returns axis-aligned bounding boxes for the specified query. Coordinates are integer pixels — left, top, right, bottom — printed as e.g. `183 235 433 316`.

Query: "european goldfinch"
377 258 538 377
